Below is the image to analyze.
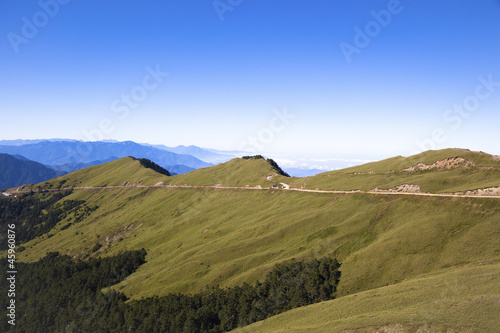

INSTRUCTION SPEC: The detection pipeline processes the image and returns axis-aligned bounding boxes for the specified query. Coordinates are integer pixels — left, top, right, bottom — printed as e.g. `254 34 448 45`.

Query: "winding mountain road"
5 182 500 200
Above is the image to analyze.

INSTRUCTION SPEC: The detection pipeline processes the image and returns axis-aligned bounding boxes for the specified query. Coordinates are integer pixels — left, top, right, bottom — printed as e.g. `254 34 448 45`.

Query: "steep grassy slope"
25 156 168 188
291 149 500 193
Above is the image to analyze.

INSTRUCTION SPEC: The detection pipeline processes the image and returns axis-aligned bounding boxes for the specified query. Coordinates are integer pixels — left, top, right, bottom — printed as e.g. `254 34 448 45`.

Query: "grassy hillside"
291 149 500 193
25 156 168 189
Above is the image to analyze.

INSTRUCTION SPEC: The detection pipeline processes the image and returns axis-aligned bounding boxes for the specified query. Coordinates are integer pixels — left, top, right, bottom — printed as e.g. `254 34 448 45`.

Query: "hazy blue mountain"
147 144 239 164
204 148 248 158
0 139 78 146
283 168 328 177
50 157 119 173
0 141 211 171
11 154 30 160
165 164 196 175
0 154 66 190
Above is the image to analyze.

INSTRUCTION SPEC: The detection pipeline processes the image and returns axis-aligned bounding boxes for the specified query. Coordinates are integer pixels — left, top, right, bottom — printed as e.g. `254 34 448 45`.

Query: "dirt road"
6 183 500 200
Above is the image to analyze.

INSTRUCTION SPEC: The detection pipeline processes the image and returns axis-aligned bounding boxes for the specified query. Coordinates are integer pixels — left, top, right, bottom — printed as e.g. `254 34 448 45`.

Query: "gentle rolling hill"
167 156 290 187
291 149 500 194
23 156 170 189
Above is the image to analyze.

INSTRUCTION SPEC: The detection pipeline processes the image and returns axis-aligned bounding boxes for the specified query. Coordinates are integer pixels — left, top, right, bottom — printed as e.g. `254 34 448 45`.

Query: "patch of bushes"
0 191 98 248
242 155 290 177
91 243 102 252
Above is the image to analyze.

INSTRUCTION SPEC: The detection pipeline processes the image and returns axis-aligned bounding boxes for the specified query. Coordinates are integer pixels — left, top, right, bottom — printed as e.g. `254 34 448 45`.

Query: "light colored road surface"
5 183 500 200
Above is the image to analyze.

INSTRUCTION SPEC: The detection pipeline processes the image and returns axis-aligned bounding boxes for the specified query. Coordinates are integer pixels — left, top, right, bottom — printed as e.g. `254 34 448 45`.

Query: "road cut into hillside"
5 183 500 200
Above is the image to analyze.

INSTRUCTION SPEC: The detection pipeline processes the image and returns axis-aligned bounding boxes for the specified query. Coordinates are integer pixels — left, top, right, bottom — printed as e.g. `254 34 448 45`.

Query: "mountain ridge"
5 149 499 198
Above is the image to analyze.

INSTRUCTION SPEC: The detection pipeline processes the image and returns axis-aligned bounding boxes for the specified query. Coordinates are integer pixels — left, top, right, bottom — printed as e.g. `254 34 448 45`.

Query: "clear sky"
1 0 499 161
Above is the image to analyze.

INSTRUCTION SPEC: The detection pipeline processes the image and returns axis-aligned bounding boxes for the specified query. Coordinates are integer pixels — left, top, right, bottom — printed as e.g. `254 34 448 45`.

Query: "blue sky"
1 0 499 164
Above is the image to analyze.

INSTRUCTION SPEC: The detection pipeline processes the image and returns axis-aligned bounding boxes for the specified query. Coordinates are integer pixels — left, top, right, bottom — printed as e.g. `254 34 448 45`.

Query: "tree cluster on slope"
1 251 340 332
241 155 290 177
0 250 147 333
132 157 171 176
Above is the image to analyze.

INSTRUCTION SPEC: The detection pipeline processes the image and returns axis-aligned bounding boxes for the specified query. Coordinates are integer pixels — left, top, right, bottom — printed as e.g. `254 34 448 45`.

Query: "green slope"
291 149 500 193
25 156 169 189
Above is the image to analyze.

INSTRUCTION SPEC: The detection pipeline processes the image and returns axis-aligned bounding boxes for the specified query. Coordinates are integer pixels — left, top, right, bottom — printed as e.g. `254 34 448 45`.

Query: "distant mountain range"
143 144 240 164
283 167 329 177
49 157 119 173
0 140 213 170
0 153 66 190
0 140 329 188
0 140 245 188
0 139 80 146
